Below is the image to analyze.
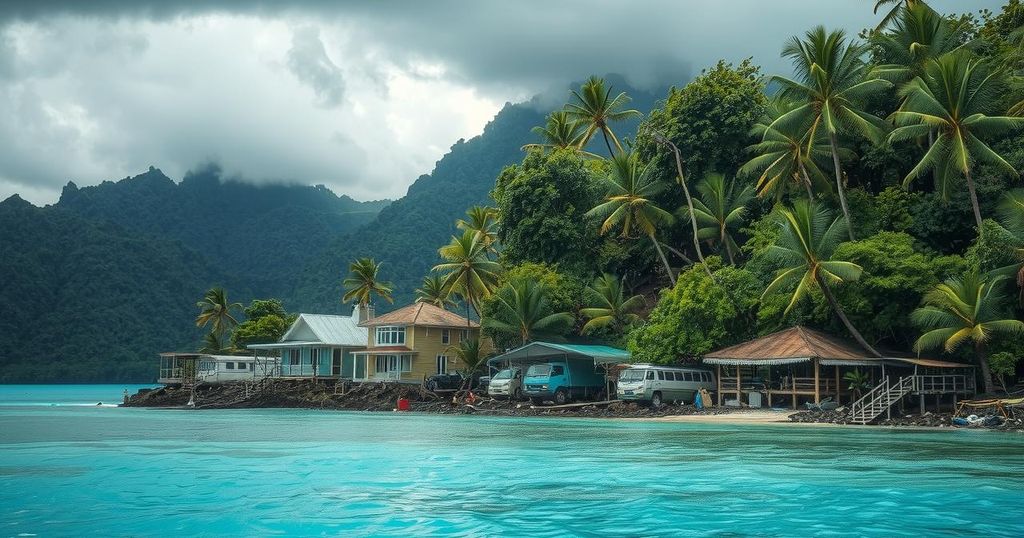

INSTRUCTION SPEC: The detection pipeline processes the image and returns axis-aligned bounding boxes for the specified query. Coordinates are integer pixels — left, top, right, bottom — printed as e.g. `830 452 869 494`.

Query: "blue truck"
523 358 606 405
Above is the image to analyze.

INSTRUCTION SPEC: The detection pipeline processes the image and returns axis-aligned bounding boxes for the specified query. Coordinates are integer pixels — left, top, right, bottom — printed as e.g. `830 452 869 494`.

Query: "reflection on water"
0 386 1022 536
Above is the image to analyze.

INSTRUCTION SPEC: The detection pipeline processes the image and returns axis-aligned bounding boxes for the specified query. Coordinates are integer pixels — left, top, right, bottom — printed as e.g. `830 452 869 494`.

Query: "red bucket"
397 398 410 411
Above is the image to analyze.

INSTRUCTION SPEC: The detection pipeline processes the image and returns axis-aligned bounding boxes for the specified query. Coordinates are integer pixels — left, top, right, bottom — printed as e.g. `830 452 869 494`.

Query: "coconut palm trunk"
799 163 816 200
975 341 994 395
649 233 676 286
601 127 615 157
964 167 985 236
664 137 712 278
828 133 856 241
815 272 880 357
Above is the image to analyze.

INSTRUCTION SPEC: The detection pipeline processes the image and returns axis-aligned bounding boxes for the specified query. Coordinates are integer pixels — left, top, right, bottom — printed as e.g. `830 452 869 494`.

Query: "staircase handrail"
851 375 890 418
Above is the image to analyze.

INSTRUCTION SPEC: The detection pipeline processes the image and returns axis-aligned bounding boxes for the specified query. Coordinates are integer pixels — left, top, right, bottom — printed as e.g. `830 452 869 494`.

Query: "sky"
0 0 1003 205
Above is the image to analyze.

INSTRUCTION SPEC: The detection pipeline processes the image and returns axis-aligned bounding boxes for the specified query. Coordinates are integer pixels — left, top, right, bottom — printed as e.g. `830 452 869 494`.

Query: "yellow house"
352 302 484 383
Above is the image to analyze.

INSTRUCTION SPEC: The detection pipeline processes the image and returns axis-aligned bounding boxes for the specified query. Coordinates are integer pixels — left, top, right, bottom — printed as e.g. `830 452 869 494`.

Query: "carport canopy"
487 342 630 370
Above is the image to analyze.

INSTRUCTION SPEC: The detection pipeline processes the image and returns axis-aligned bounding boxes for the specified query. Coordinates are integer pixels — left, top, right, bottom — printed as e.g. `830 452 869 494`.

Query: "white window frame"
460 329 469 342
375 355 412 373
436 355 448 374
288 349 300 366
442 329 450 344
375 326 406 346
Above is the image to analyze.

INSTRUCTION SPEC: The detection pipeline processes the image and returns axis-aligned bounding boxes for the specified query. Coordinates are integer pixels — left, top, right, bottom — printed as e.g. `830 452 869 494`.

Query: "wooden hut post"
835 365 841 404
736 366 742 406
767 366 772 408
716 365 722 406
813 358 820 405
790 366 797 409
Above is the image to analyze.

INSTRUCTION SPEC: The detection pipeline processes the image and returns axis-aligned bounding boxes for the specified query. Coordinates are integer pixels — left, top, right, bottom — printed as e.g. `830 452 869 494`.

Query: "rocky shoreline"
124 381 1023 430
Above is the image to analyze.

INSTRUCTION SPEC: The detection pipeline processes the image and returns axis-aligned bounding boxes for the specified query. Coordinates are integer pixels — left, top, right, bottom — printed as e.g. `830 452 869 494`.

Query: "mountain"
58 165 390 297
0 194 230 382
291 75 664 312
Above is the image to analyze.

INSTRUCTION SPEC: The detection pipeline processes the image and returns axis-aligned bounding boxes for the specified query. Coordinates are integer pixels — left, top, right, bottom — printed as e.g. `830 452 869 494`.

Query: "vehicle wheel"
426 380 437 391
513 388 523 400
554 388 569 405
651 392 663 408
531 397 544 406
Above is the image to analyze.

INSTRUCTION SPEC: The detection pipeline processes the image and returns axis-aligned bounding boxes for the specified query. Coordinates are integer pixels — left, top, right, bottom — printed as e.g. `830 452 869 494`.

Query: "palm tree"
648 131 713 278
762 200 881 356
871 2 971 84
872 0 925 34
772 26 892 239
997 189 1024 301
456 205 499 256
195 287 243 337
482 278 573 347
587 152 677 286
415 274 455 309
448 338 487 379
521 111 599 157
199 331 229 354
889 51 1023 235
911 271 1024 394
580 274 645 335
342 257 394 307
679 173 754 265
565 76 641 155
433 230 502 317
741 98 838 200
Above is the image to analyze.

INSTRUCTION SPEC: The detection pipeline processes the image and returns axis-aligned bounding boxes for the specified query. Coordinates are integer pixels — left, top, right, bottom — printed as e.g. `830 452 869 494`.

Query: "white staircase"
849 376 914 424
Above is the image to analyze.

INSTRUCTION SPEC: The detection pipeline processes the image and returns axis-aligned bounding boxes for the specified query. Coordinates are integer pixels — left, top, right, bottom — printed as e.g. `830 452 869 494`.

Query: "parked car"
616 364 715 406
425 372 465 391
524 360 605 405
487 367 524 400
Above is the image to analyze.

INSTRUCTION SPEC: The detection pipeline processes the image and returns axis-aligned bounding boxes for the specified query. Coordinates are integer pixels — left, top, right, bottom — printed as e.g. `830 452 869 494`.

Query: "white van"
616 364 715 406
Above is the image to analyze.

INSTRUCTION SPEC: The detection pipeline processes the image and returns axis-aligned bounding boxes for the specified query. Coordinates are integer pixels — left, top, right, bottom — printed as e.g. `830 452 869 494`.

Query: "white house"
247 306 369 378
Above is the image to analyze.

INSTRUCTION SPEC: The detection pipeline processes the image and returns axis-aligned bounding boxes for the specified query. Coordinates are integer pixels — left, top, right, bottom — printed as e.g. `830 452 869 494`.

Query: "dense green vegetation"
352 0 1024 394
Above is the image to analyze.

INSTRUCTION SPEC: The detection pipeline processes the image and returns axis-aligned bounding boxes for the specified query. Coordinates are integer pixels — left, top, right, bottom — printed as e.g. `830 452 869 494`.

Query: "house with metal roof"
701 325 975 422
351 302 485 383
248 306 368 378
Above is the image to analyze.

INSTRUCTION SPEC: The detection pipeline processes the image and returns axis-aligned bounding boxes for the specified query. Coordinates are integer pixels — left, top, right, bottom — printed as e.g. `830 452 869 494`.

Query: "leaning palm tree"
415 274 455 309
763 200 880 356
447 337 488 393
195 287 243 337
456 206 499 256
889 51 1023 235
565 76 641 155
580 274 645 335
342 257 394 306
741 97 838 200
482 278 574 347
587 152 677 286
521 111 599 157
679 173 755 265
997 189 1024 301
871 2 971 84
772 26 892 239
912 271 1024 394
433 230 502 317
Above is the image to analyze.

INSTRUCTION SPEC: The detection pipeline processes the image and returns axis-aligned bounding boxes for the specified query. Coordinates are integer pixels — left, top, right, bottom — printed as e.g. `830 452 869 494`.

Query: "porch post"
791 366 797 409
813 358 820 405
736 366 742 406
767 366 772 408
835 365 840 404
716 365 722 406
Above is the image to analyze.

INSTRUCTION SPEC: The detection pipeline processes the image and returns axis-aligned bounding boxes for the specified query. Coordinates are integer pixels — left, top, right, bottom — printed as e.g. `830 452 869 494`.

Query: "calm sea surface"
1 384 1022 537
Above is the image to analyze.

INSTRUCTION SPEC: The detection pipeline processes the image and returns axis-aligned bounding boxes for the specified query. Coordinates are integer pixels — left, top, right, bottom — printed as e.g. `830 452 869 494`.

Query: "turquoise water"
1 385 1023 537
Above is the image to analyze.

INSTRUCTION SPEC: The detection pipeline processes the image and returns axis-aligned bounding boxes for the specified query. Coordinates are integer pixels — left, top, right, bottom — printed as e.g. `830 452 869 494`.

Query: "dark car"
425 372 465 391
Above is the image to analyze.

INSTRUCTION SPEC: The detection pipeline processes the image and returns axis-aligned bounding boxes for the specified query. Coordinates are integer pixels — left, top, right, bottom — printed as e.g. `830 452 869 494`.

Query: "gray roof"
487 341 630 366
248 308 367 349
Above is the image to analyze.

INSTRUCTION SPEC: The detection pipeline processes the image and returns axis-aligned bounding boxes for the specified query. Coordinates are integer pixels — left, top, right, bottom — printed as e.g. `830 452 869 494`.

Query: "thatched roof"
360 302 479 328
702 326 874 366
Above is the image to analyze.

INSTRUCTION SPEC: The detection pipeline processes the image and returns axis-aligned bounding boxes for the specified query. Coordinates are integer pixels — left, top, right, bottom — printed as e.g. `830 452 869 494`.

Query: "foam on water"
1 385 1022 537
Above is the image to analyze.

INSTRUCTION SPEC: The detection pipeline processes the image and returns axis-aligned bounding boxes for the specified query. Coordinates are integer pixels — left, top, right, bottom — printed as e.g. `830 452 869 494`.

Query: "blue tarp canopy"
487 342 630 367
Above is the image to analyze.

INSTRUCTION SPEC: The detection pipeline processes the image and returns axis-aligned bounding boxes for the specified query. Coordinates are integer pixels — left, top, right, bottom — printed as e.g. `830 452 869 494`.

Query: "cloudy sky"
0 0 1001 205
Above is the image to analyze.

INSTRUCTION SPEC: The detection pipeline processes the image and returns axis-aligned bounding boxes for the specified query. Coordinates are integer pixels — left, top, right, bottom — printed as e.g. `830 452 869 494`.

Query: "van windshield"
526 364 551 377
493 369 513 380
619 369 645 382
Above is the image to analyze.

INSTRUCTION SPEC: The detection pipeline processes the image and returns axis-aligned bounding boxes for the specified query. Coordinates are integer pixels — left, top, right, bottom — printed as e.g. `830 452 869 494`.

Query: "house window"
310 348 320 368
442 329 450 344
226 362 235 370
460 329 469 342
288 349 300 366
375 355 412 373
436 355 448 374
376 326 406 345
